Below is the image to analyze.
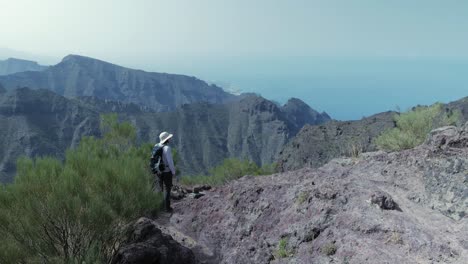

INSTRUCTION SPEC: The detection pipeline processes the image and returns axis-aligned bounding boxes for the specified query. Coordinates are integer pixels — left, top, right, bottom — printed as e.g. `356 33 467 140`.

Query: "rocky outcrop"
0 55 235 111
447 96 468 123
281 98 331 135
112 218 196 264
0 58 47 76
423 124 468 221
277 111 396 172
168 123 468 263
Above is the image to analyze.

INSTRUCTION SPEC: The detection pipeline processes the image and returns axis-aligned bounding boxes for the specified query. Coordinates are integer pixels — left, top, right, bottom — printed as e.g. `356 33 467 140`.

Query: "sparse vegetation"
349 142 364 158
296 191 309 205
0 114 161 263
180 159 276 186
386 231 403 245
321 242 337 256
343 141 365 158
375 103 460 151
275 238 294 259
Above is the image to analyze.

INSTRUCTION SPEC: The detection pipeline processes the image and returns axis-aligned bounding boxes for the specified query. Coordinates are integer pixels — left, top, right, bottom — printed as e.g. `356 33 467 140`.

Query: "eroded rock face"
169 124 468 264
0 88 100 183
424 124 468 221
277 111 396 172
426 124 468 151
112 218 196 264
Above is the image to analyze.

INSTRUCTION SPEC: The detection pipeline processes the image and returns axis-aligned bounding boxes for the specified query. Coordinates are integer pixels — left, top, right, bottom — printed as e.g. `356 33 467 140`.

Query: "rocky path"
153 208 218 264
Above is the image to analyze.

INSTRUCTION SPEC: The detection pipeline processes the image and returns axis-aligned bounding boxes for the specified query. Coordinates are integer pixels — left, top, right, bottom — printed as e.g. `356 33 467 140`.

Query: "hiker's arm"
164 146 176 176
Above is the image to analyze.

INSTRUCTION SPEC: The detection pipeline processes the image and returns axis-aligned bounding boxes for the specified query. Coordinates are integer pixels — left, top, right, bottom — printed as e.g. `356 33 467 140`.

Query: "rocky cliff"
0 55 235 111
0 58 47 76
0 88 101 182
162 124 468 263
0 88 330 182
126 94 331 175
277 112 396 172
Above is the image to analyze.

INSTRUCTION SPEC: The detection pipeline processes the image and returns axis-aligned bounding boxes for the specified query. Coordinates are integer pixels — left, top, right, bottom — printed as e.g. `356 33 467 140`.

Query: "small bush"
386 231 403 245
349 142 364 158
0 114 161 263
180 159 276 186
275 238 293 259
321 242 337 256
296 191 309 205
375 103 460 151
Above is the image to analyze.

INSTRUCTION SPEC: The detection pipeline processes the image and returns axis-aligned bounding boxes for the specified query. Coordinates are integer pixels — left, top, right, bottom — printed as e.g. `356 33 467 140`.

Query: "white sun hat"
159 131 173 144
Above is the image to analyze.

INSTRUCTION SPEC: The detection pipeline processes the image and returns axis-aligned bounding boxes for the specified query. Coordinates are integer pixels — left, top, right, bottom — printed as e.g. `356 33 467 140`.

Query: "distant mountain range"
2 54 465 184
0 58 48 75
0 55 235 111
0 85 330 182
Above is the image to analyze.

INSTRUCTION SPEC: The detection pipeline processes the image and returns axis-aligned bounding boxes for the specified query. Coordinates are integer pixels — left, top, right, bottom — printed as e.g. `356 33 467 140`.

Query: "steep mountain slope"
166 124 468 263
277 112 397 172
0 88 330 182
130 95 331 174
0 55 235 111
0 58 48 75
277 96 468 173
0 88 100 182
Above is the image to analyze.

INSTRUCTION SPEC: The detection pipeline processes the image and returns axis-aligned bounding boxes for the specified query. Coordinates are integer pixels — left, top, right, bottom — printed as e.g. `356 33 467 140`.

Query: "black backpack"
149 144 166 174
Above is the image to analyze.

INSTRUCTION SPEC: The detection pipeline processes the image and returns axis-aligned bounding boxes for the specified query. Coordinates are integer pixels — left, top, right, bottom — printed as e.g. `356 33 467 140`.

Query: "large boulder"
425 123 468 150
112 218 196 264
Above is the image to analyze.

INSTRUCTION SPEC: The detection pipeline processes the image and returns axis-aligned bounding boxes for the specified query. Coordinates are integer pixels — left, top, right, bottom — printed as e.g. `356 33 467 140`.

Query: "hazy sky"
1 0 468 119
2 0 468 61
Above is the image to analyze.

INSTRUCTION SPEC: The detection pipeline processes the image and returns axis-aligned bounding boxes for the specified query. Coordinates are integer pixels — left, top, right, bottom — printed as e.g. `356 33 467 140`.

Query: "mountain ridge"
0 58 48 75
278 97 468 172
0 55 235 111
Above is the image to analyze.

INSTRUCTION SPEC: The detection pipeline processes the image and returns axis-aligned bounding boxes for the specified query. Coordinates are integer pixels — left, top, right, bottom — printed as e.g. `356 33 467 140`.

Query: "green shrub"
296 191 309 205
0 114 161 263
321 242 337 256
275 238 293 259
386 231 403 245
180 159 276 186
375 103 460 151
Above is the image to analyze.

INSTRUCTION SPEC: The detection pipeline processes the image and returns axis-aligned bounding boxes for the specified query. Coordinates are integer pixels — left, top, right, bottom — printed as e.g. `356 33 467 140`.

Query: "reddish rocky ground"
166 124 468 264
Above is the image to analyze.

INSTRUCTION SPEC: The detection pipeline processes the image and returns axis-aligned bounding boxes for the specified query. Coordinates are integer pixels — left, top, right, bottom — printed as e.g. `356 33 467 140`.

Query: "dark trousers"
157 172 173 211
